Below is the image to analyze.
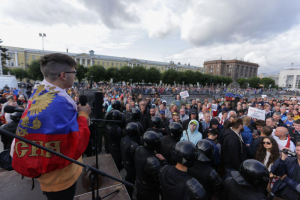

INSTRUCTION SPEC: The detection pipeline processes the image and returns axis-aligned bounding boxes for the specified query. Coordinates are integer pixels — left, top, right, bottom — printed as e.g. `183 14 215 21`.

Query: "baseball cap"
191 111 197 115
222 107 229 112
196 98 200 102
162 100 167 103
160 110 165 115
190 121 198 125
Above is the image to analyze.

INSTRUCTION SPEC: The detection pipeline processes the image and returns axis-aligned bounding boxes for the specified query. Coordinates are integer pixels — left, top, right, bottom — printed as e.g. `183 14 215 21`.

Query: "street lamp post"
39 33 46 55
130 79 133 86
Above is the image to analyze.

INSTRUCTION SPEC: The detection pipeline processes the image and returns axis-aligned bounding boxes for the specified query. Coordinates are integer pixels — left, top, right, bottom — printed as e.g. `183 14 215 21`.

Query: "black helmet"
10 112 22 122
111 110 121 120
169 122 183 141
141 131 160 151
131 108 141 120
112 100 121 110
151 116 162 128
239 159 270 188
125 122 140 138
170 140 196 167
196 140 214 162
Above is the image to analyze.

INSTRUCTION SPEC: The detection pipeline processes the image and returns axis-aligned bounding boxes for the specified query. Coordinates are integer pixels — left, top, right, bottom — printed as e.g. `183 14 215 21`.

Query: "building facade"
203 60 259 81
278 69 300 88
1 46 205 74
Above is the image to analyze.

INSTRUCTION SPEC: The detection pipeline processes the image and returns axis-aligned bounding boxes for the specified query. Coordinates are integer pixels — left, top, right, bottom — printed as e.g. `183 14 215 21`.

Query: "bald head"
275 127 288 138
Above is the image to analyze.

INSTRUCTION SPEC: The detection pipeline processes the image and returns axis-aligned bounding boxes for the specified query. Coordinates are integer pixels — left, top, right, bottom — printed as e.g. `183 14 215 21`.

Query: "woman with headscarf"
180 120 202 145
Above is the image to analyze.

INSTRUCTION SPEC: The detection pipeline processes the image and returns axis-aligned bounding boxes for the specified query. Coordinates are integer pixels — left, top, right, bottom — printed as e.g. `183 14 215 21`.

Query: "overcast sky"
1 0 300 74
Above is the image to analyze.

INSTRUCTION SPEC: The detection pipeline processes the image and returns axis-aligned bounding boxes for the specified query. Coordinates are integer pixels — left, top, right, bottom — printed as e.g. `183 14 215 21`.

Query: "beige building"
1 46 205 74
203 59 259 81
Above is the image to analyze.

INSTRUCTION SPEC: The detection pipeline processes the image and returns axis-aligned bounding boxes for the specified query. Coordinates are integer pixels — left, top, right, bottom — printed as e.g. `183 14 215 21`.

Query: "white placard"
247 107 266 121
211 104 218 111
180 90 189 98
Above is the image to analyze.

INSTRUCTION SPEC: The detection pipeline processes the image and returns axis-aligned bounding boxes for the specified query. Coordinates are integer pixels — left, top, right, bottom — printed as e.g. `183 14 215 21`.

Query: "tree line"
236 77 278 88
4 60 233 86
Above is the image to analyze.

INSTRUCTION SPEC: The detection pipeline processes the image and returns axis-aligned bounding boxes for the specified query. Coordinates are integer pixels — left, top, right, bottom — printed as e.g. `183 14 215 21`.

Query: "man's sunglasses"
58 70 77 77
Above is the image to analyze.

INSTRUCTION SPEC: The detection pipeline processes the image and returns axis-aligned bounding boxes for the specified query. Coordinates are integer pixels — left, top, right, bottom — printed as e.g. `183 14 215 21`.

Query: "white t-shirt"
274 136 296 152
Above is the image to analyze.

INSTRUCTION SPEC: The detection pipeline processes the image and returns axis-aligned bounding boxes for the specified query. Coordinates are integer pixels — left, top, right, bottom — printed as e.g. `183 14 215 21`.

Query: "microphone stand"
90 118 122 200
0 128 133 200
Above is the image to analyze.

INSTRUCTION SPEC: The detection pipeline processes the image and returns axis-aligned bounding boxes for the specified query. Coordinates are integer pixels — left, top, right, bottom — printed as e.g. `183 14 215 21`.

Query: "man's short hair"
40 53 77 81
222 110 228 115
242 116 251 125
267 117 275 122
262 126 273 136
287 112 294 117
231 118 243 129
255 120 266 127
295 119 300 124
238 109 245 114
273 112 281 116
296 142 300 147
208 128 219 136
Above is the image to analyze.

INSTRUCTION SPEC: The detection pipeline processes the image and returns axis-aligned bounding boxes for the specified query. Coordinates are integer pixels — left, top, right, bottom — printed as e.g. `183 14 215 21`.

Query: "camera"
282 148 297 157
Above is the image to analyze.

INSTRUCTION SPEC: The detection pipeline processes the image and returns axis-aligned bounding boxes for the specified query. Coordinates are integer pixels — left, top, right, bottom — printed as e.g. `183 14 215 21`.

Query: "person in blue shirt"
205 128 221 168
241 116 253 145
181 120 202 145
12 87 19 96
284 112 295 127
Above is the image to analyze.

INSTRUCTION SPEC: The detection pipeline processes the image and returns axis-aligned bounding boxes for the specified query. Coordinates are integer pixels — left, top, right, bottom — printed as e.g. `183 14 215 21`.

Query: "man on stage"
12 53 91 200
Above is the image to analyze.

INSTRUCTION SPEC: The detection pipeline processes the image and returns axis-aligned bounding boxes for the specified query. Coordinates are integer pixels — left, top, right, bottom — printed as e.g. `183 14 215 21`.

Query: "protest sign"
211 104 218 111
180 90 189 98
247 107 266 121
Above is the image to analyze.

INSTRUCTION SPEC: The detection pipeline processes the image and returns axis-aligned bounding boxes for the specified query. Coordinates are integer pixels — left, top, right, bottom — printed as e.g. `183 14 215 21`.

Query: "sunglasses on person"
263 142 271 145
58 70 77 77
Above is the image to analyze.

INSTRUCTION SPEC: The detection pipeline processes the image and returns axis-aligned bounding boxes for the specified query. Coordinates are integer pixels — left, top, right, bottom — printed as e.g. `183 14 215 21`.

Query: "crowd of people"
1 53 300 200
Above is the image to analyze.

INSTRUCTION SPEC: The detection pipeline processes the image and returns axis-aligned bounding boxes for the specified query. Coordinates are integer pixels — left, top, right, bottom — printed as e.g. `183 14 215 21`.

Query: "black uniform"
105 122 123 171
134 146 166 200
224 171 267 200
125 119 145 135
120 135 139 198
289 127 300 146
160 165 206 200
158 136 177 165
188 162 222 199
1 120 18 149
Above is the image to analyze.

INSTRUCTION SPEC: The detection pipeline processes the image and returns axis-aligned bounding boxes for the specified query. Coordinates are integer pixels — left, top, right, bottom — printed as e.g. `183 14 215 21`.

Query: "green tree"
181 70 198 85
11 68 28 81
87 65 106 82
0 39 10 75
261 77 275 88
162 69 179 85
119 66 132 82
2 66 9 75
248 77 261 88
106 67 120 83
236 78 247 86
27 60 44 81
76 64 87 84
146 67 161 83
131 66 147 83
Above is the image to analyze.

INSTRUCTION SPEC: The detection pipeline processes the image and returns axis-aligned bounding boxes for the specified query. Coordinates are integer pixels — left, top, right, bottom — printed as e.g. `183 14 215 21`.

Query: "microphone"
4 105 25 113
79 95 88 106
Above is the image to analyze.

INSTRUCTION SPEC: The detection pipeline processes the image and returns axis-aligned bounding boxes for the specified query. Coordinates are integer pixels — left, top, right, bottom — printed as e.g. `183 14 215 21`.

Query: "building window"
102 61 104 66
116 63 118 67
112 62 114 66
26 63 29 67
32 55 35 60
25 55 29 60
98 61 100 65
93 61 95 65
87 60 90 65
120 63 122 67
107 62 109 66
11 62 14 66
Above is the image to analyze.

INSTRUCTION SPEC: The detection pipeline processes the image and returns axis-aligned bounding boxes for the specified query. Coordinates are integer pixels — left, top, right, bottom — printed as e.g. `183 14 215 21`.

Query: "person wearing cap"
182 109 203 133
159 110 169 136
181 120 202 145
280 106 288 121
191 99 198 110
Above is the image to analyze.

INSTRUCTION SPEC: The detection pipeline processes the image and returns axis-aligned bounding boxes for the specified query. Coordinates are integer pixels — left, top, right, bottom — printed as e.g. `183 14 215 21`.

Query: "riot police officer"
188 140 222 199
1 112 22 149
126 108 145 135
134 131 166 200
120 122 140 199
105 110 123 171
158 122 183 165
147 116 162 134
224 159 269 200
160 140 207 200
105 100 121 119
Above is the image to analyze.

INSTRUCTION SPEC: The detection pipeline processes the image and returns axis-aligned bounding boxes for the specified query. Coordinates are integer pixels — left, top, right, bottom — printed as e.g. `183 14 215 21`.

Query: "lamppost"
21 62 24 82
39 33 46 55
130 79 133 86
182 81 184 87
174 81 176 87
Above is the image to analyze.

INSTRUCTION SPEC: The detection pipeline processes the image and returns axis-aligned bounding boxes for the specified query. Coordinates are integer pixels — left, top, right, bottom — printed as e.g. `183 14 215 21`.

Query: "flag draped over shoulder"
225 89 243 101
12 81 88 178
